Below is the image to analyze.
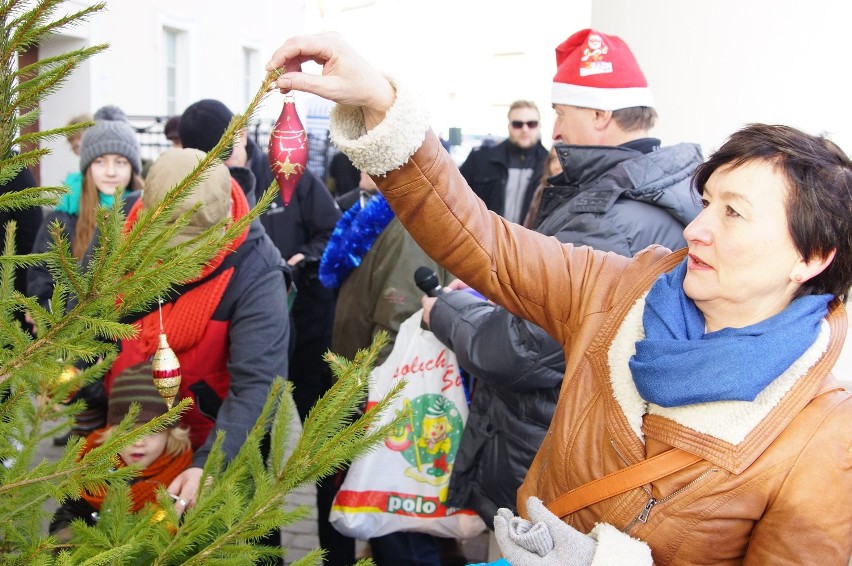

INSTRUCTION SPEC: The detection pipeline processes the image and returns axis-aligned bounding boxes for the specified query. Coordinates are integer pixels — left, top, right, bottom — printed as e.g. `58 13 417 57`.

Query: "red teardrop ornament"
268 95 308 207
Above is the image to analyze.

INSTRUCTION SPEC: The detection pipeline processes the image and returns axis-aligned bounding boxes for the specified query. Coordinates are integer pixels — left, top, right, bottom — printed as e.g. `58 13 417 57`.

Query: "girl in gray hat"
29 105 143 302
27 105 143 440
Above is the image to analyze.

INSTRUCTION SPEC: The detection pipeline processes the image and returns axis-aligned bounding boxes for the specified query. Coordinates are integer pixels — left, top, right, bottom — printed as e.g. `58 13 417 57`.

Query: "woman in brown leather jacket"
267 33 852 566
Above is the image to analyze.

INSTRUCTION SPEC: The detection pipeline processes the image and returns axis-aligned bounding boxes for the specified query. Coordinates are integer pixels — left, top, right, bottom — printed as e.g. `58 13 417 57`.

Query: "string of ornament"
318 194 395 289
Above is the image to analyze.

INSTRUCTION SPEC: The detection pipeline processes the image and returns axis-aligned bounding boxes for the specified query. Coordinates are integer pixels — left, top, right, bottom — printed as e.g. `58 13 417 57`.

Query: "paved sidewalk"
279 416 321 563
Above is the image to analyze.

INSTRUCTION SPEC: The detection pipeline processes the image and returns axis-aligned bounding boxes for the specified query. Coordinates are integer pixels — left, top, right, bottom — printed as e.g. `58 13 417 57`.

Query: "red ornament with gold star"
152 333 181 409
268 94 308 207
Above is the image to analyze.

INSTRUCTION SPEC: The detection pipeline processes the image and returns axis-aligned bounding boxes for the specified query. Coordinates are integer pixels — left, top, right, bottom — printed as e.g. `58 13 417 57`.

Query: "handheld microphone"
414 266 444 297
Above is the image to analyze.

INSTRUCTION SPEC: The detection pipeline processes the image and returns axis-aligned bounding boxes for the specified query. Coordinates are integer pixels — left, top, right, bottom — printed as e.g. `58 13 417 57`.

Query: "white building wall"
304 0 593 158
593 0 852 157
37 1 852 182
39 0 306 186
304 0 852 160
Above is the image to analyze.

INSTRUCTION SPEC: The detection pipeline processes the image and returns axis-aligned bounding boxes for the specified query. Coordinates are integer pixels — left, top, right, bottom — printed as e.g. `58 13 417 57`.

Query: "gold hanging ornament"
151 298 181 409
50 361 80 405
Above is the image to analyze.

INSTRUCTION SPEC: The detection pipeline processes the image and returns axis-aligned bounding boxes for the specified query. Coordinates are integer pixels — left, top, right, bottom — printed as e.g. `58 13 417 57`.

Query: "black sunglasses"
510 120 539 129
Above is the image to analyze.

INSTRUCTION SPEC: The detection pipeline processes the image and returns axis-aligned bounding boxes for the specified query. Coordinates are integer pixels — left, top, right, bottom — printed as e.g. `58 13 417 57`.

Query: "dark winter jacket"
27 182 156 309
27 209 77 309
0 166 42 306
259 167 340 262
105 220 290 469
534 141 703 255
327 150 360 197
249 138 341 421
247 137 272 199
459 139 548 223
331 217 449 365
429 291 564 524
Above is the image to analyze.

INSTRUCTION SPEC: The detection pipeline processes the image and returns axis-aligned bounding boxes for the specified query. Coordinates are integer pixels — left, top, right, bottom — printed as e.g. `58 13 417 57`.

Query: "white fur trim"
608 299 832 446
551 83 655 110
588 523 653 566
328 74 430 176
608 296 649 440
647 320 831 445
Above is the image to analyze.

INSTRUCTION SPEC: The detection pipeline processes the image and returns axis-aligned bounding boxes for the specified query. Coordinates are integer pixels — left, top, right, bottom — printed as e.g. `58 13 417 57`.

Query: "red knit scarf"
80 428 193 512
124 179 249 355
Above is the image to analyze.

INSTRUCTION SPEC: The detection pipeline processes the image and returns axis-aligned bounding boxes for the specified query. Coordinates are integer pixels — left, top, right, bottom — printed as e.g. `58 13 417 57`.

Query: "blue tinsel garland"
319 193 395 289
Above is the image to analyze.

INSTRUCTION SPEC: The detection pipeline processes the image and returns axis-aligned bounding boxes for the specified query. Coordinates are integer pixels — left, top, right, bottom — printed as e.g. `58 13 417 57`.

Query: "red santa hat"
551 29 654 110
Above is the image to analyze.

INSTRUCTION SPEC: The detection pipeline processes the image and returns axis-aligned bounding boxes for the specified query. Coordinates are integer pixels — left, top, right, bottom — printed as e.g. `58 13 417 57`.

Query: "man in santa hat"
419 28 703 561
529 29 701 248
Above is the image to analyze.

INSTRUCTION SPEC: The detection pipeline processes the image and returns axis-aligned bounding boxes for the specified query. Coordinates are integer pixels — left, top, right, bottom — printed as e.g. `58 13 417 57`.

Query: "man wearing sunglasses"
459 100 549 224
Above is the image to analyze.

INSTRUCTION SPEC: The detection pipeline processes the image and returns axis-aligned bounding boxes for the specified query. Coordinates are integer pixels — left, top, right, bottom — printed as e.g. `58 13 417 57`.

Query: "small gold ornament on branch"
151 298 181 409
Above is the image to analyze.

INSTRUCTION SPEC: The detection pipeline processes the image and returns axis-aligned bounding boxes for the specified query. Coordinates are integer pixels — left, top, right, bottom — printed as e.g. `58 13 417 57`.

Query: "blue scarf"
629 259 832 407
319 194 395 289
55 171 115 214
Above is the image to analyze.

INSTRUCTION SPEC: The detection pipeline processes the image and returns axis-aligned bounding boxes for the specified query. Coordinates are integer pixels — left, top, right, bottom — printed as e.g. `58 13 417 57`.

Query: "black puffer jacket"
459 139 548 223
534 140 703 254
247 138 341 421
429 290 565 524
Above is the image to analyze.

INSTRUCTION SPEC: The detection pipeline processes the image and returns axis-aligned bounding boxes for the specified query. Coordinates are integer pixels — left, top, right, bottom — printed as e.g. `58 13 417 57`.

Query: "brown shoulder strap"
546 448 702 519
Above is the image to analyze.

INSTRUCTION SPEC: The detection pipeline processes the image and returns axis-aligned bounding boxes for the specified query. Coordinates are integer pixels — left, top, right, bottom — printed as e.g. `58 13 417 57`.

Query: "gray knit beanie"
79 105 142 175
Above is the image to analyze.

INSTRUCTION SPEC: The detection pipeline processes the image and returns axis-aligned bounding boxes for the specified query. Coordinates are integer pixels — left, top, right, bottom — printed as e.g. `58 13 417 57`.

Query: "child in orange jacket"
49 361 192 542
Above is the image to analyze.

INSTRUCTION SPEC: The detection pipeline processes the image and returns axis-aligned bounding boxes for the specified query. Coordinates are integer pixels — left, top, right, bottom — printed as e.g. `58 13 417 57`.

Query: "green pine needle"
0 2 402 563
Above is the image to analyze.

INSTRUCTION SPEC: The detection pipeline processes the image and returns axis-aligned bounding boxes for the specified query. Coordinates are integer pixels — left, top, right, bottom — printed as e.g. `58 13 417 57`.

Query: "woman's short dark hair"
692 123 852 301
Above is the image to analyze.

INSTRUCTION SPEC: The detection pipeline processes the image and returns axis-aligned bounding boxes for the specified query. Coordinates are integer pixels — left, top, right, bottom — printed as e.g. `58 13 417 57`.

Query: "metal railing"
126 115 335 182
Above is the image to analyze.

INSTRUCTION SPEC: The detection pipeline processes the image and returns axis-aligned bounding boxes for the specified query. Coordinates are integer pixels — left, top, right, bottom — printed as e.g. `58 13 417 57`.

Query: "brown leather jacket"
346 121 852 565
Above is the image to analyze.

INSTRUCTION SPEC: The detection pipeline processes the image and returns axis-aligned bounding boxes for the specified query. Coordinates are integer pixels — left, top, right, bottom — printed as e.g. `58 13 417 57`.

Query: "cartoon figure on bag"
384 395 463 498
418 402 453 457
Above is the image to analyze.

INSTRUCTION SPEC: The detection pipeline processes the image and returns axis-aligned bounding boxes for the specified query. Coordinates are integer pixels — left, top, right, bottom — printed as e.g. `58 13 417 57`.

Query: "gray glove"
493 496 596 566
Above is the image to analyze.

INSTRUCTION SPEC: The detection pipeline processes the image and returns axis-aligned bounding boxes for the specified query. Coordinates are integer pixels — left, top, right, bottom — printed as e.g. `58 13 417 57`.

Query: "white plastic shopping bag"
329 309 487 539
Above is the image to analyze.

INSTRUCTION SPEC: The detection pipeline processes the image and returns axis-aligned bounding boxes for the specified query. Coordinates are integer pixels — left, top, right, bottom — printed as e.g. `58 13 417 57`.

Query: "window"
163 27 185 116
242 47 258 108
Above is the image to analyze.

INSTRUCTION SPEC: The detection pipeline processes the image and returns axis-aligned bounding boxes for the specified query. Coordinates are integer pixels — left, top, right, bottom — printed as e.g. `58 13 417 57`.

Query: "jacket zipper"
623 466 719 532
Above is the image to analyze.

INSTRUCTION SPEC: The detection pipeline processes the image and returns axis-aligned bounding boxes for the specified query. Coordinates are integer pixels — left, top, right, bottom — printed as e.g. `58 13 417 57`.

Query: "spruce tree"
0 1 399 563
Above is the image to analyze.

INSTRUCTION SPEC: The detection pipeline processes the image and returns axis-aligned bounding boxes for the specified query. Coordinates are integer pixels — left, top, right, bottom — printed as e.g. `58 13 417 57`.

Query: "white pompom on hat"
551 29 654 111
